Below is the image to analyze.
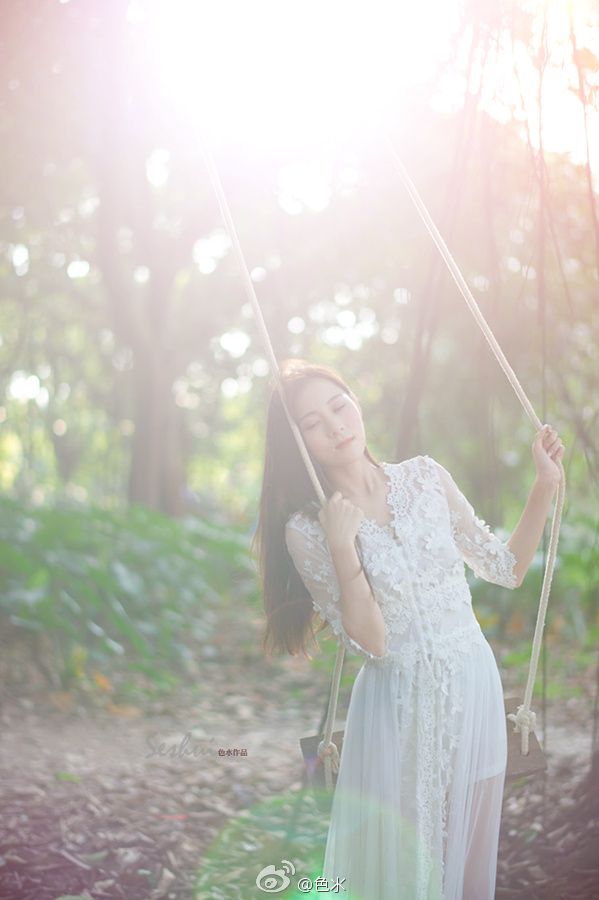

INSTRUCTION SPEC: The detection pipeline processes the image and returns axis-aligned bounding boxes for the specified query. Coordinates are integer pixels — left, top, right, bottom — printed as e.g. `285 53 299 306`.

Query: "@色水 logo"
256 859 296 892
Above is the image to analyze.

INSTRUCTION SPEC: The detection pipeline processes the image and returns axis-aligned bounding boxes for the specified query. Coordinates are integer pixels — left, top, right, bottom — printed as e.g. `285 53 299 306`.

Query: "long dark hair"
253 359 379 657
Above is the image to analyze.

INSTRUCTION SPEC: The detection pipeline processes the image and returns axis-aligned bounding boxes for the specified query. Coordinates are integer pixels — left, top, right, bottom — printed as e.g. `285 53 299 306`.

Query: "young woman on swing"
255 358 564 900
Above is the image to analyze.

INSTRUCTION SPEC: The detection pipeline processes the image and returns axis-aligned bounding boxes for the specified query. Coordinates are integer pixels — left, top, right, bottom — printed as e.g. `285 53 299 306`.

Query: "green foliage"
0 495 256 685
195 792 328 900
54 771 83 783
0 0 597 663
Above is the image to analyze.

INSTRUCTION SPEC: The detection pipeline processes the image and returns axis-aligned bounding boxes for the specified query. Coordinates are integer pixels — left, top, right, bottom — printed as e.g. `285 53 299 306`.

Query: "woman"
254 359 564 900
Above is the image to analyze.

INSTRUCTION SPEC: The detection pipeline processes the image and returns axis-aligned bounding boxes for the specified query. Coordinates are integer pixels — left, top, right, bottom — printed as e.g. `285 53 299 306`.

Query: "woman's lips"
335 437 354 450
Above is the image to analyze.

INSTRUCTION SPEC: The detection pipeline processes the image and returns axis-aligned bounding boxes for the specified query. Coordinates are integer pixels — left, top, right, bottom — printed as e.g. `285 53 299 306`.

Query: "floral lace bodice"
285 456 517 663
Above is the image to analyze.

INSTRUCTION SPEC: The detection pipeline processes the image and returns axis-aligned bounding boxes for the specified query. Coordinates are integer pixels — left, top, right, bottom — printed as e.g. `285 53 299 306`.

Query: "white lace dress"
286 456 517 900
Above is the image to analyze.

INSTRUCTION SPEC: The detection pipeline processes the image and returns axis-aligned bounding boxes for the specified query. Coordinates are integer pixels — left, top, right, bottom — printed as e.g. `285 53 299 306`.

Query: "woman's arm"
318 493 387 658
507 425 565 587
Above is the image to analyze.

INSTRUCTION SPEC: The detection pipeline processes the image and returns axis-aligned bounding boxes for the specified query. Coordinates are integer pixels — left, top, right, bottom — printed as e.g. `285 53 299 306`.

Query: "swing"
198 129 565 799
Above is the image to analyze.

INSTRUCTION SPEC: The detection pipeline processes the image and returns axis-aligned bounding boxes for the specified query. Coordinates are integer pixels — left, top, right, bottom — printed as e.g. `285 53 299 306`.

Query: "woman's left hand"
532 425 564 486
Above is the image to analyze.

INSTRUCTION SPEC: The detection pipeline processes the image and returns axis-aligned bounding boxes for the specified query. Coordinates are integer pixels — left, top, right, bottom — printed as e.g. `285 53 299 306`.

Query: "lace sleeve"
285 512 382 660
432 460 518 589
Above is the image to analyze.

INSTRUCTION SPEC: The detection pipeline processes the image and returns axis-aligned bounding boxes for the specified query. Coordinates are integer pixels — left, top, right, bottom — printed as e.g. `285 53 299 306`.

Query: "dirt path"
1 617 598 899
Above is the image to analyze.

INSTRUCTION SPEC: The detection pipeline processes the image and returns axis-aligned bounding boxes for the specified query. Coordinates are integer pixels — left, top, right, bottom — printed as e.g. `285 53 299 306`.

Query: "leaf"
107 702 143 718
78 850 109 865
111 560 144 596
577 46 599 72
93 671 113 692
7 586 47 607
51 896 92 900
102 636 125 655
49 692 76 712
0 543 36 576
8 615 43 631
54 771 82 782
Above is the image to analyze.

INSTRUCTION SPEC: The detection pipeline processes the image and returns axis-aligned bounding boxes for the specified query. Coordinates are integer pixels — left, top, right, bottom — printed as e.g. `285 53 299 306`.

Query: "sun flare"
127 0 599 188
138 0 460 153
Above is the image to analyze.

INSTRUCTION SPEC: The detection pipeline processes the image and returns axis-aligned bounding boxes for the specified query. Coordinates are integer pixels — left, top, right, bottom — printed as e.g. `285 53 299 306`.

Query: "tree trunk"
92 0 189 516
127 353 186 516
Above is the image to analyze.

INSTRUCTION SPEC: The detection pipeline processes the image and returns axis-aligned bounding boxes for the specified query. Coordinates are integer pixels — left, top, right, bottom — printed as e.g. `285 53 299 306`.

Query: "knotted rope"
317 643 344 788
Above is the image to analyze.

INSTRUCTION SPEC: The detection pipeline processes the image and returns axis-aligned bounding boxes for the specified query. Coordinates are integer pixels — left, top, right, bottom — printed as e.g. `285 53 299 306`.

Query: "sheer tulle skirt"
322 641 507 900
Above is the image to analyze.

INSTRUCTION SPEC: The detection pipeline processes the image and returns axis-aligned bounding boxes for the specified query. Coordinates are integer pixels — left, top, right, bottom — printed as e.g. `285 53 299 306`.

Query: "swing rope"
197 130 327 510
382 133 566 755
199 127 564 787
198 129 341 789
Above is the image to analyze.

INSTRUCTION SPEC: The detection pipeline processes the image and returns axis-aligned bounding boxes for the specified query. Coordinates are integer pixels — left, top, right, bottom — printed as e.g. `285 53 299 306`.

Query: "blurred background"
0 0 597 698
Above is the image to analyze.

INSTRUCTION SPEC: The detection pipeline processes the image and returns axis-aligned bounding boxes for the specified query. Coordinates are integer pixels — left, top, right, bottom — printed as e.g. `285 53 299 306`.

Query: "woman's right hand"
319 493 386 658
318 492 363 551
532 424 564 487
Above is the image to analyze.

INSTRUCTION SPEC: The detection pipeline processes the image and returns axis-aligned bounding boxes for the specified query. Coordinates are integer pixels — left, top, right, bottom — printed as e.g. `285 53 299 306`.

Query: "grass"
195 790 329 900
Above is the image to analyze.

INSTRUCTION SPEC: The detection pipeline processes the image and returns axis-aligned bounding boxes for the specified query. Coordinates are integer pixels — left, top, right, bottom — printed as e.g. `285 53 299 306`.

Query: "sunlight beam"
139 0 460 153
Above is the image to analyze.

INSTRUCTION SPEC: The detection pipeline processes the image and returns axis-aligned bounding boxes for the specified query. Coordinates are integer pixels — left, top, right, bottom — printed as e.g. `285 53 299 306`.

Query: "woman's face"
292 377 366 469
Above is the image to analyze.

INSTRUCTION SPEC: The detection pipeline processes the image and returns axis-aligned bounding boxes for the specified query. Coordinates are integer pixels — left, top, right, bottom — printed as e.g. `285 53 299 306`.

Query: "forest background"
0 0 598 711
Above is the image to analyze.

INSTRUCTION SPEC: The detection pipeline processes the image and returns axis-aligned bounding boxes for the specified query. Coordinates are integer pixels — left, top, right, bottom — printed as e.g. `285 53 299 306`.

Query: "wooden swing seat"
301 696 546 809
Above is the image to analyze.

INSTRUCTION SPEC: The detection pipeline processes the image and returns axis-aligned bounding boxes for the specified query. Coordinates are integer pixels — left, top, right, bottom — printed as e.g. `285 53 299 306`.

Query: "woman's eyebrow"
298 393 344 422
